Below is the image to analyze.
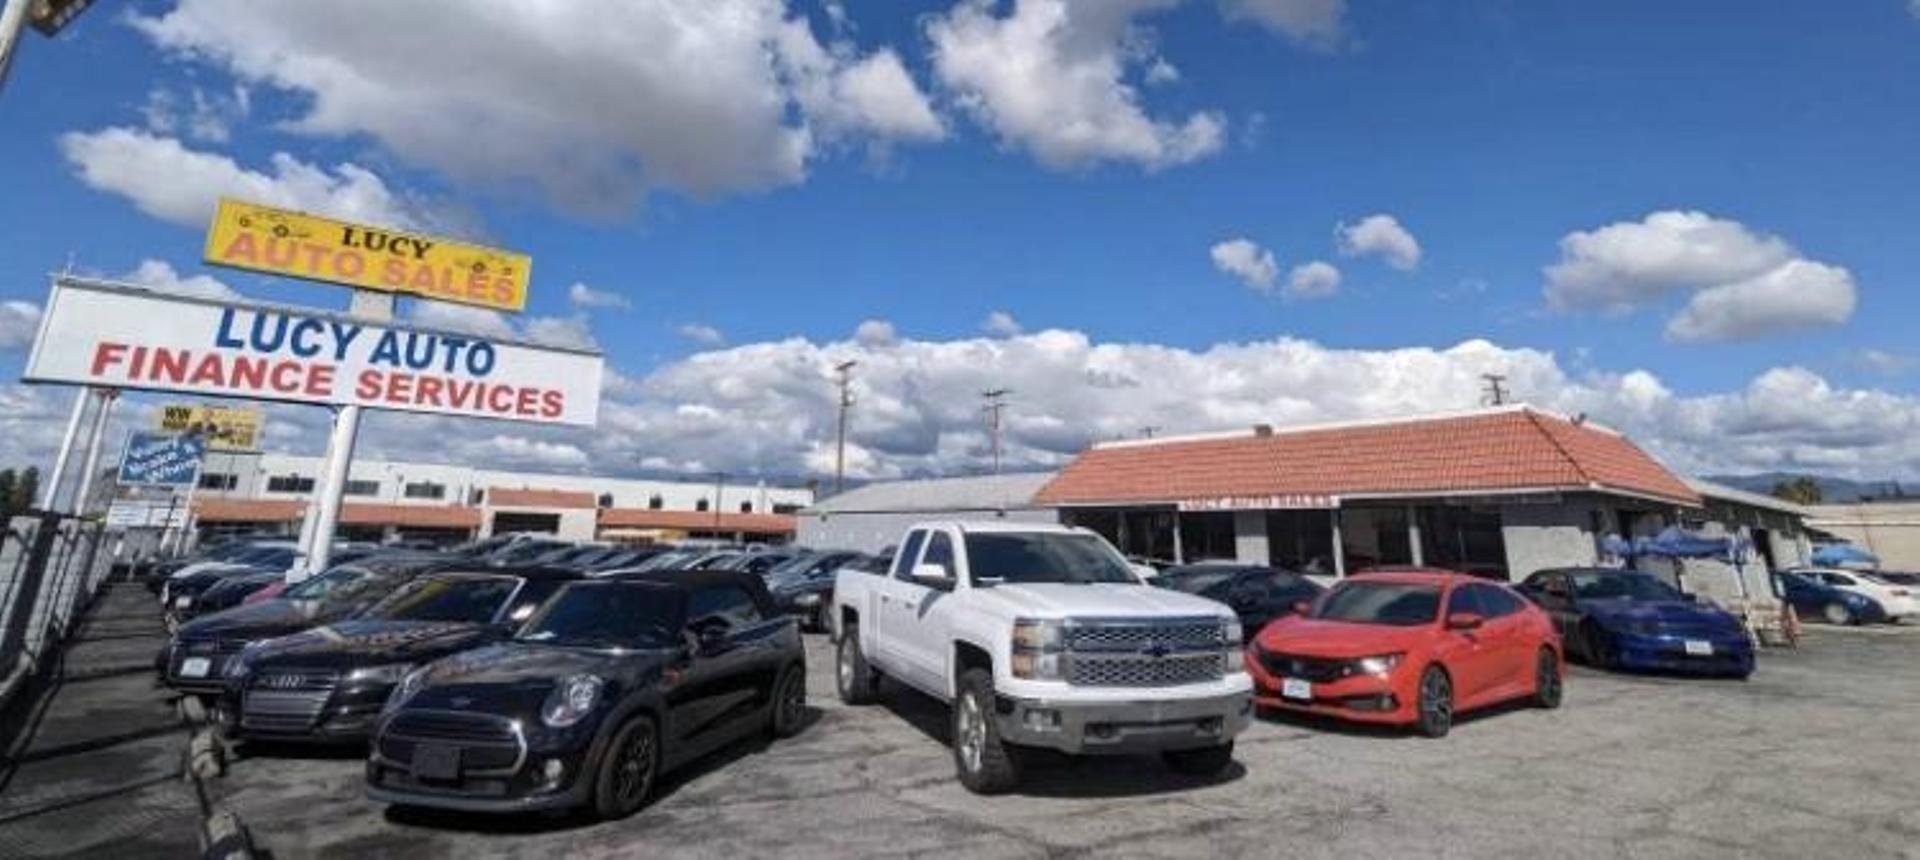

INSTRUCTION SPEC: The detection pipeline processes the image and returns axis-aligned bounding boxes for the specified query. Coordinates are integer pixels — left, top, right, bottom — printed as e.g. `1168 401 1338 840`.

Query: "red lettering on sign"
90 342 128 375
262 237 297 267
379 259 408 288
335 251 366 279
306 365 335 397
269 361 303 393
219 232 258 264
515 387 539 415
447 379 475 409
151 348 190 384
540 390 563 418
188 354 227 387
230 357 267 390
487 384 515 414
415 376 444 407
385 372 414 403
356 370 382 400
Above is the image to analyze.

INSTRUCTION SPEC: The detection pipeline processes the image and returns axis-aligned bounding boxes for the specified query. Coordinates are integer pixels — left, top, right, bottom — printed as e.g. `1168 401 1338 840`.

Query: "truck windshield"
963 533 1139 586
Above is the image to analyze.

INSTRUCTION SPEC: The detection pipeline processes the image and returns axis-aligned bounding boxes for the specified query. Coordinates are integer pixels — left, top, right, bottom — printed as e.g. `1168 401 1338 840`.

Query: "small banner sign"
118 432 206 488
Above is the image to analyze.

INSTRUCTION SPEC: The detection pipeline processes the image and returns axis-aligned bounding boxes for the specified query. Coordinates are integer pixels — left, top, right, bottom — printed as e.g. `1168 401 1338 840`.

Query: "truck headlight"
542 675 604 728
1224 618 1244 647
1011 620 1065 680
346 663 412 685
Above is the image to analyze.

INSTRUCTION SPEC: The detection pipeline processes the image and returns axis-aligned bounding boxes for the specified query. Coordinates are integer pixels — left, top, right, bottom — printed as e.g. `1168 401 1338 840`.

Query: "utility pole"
833 360 856 496
712 471 726 533
981 388 1011 477
1480 373 1511 407
1139 425 1161 439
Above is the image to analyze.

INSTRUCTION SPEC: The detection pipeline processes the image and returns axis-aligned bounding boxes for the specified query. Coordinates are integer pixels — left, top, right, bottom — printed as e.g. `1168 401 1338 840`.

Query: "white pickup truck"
832 521 1252 793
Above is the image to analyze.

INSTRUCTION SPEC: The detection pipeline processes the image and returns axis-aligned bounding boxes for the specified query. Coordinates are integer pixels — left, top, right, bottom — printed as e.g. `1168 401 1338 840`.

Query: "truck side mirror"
912 563 953 586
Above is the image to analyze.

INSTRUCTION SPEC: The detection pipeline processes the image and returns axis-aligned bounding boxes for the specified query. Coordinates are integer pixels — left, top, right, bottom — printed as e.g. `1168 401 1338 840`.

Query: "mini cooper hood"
247 619 496 668
1254 616 1440 659
404 643 666 714
967 582 1232 622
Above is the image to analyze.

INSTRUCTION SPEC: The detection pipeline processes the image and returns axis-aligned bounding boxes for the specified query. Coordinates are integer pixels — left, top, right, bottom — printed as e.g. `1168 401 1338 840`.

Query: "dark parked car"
142 539 261 593
1152 563 1324 636
1777 570 1891 625
1518 568 1753 677
191 568 288 617
221 568 579 745
160 555 450 695
765 551 869 631
366 571 806 818
581 546 669 574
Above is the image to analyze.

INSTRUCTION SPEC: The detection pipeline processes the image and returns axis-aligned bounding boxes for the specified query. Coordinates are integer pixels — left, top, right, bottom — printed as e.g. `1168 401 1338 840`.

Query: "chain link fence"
0 514 157 710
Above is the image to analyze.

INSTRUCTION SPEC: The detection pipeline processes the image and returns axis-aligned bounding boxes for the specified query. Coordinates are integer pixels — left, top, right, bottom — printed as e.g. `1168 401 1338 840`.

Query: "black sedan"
221 568 578 745
367 570 806 819
766 551 872 631
160 555 449 695
1151 563 1324 636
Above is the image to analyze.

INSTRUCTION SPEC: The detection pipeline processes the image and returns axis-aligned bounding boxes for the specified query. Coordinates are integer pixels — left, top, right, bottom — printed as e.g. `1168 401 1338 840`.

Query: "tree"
1771 476 1824 506
0 469 14 519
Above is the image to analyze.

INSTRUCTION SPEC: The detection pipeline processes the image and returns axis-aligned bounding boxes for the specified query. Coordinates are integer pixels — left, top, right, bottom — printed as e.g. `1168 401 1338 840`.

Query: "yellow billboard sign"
157 404 263 452
202 198 531 312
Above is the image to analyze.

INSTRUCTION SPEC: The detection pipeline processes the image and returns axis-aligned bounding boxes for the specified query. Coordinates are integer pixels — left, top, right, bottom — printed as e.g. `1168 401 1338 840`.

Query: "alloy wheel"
614 725 655 806
956 692 986 775
1536 651 1562 707
780 670 806 727
1420 669 1452 735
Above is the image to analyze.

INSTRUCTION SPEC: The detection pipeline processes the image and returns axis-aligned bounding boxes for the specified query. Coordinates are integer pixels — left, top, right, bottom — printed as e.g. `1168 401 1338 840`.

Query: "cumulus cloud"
678 324 726 346
855 319 899 347
60 128 431 230
1210 238 1279 291
983 311 1024 337
1286 260 1342 299
0 301 41 351
131 0 941 216
141 85 249 144
1851 349 1915 377
121 259 242 301
408 302 597 350
567 283 632 311
1337 213 1422 270
1544 210 1857 341
1219 0 1347 48
927 0 1225 170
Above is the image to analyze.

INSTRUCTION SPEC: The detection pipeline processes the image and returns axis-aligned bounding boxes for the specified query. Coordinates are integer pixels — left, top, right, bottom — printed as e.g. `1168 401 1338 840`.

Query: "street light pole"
712 471 726 533
981 388 1011 478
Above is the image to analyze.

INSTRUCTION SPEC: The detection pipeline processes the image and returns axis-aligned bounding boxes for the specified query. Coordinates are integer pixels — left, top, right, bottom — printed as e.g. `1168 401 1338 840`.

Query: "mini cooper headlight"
346 663 413 685
542 674 604 728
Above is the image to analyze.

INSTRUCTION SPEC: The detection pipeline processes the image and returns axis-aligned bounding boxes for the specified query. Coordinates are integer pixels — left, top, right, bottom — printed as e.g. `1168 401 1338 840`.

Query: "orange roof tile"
1033 407 1699 508
598 509 796 534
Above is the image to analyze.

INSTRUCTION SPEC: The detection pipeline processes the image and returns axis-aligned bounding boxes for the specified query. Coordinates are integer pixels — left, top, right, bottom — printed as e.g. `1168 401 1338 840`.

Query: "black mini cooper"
221 568 578 744
366 570 807 819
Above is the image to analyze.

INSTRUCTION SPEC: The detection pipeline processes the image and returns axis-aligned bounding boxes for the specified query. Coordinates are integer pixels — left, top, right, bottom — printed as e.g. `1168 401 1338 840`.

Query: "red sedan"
1246 570 1563 737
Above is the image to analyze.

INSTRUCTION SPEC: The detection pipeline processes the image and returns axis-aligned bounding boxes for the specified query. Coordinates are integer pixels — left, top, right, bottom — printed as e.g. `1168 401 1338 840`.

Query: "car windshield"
367 575 520 623
497 541 567 563
963 533 1139 586
1569 571 1685 602
1312 581 1441 626
517 582 684 649
766 553 819 578
282 567 368 601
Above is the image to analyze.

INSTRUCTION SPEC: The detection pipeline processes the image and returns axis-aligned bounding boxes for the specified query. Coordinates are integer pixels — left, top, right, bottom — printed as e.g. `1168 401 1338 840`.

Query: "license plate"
1281 678 1312 701
174 596 192 609
179 657 211 678
412 743 461 780
1683 640 1712 657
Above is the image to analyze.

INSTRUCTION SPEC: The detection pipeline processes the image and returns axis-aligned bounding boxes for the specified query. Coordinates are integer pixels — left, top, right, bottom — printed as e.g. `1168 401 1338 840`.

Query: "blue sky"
3 1 1919 482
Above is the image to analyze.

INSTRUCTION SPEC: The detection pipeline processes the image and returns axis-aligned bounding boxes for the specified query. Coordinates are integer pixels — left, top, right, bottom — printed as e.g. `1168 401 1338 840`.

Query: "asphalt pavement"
206 623 1920 860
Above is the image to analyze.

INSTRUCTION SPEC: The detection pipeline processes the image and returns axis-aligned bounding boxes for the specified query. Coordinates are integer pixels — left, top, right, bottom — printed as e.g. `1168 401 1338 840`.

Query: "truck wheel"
836 626 879 705
1162 742 1234 777
953 669 1020 794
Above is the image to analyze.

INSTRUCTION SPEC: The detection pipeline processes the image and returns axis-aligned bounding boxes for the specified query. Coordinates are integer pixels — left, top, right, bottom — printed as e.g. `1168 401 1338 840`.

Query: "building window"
739 501 753 514
598 493 614 509
197 473 238 491
404 481 446 500
648 494 664 510
344 479 381 497
695 498 710 512
265 475 315 494
773 503 801 514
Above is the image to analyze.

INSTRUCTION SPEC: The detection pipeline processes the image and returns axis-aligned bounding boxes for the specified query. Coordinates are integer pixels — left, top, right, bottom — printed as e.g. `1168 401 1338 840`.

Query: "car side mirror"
1291 600 1312 616
1445 612 1485 631
685 622 728 655
912 563 954 587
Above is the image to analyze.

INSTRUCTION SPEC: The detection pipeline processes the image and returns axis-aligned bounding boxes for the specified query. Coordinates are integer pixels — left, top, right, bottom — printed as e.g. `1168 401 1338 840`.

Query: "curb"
176 695 258 859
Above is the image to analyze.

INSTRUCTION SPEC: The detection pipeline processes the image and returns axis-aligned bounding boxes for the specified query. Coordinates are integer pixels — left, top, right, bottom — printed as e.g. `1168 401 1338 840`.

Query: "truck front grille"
1068 653 1223 687
1061 618 1227 688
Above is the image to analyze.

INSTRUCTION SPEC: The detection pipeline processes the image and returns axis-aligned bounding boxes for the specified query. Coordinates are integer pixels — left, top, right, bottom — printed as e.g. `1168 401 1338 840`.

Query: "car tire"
836 625 879 705
770 663 807 739
592 714 659 820
1579 621 1615 669
1162 742 1235 777
1822 603 1853 626
813 602 833 634
952 668 1021 794
1531 648 1563 709
1415 665 1453 739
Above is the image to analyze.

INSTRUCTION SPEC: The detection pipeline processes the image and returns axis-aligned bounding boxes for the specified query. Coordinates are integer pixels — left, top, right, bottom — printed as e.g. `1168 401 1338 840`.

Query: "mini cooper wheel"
1416 665 1453 738
836 626 878 705
1532 648 1563 709
771 663 807 738
953 668 1020 794
594 715 659 820
1822 603 1854 625
1162 742 1235 777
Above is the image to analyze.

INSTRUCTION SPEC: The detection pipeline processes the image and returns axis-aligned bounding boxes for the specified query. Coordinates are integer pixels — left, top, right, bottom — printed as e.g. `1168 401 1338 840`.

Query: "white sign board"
23 278 603 427
106 500 189 528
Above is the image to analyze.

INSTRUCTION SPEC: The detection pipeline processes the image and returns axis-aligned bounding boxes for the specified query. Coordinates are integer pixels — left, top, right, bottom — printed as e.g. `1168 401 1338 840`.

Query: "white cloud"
1210 238 1279 291
927 0 1225 171
855 319 899 347
1665 259 1857 343
0 301 41 351
1286 260 1342 299
678 324 726 346
983 311 1024 337
132 0 941 216
567 283 632 311
1544 210 1858 341
141 85 249 143
60 127 428 229
121 259 242 301
1336 213 1422 270
1219 0 1347 48
408 302 596 349
465 435 591 469
1852 349 1915 376
522 315 599 350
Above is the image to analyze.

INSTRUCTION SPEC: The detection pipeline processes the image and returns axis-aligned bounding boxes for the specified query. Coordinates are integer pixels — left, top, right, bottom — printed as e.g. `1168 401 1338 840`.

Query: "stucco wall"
797 508 1060 555
1500 501 1601 580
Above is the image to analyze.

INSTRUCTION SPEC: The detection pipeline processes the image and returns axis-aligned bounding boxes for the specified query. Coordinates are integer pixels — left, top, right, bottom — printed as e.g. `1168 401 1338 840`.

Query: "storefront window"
1177 512 1235 563
1340 507 1412 572
1417 506 1508 578
1264 510 1336 574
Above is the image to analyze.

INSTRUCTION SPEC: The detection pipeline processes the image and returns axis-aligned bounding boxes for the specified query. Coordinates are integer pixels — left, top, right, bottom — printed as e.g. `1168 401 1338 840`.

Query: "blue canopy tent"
1810 543 1878 568
1601 526 1756 603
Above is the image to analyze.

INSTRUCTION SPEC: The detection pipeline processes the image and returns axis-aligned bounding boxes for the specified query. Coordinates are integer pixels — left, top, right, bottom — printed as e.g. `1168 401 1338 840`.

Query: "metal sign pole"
296 290 395 578
0 0 30 93
71 389 118 516
40 388 90 509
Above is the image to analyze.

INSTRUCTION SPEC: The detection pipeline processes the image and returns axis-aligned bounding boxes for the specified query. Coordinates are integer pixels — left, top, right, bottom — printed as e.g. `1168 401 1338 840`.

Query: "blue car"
1777 570 1891 626
1519 568 1754 678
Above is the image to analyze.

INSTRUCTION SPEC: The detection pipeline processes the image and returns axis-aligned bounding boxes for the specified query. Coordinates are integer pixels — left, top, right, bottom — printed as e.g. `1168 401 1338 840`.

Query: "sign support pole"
297 290 395 578
71 389 117 515
40 388 90 510
0 0 30 94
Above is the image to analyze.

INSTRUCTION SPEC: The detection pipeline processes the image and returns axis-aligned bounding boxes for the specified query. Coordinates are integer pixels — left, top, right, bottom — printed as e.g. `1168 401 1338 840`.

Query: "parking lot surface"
203 623 1920 859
